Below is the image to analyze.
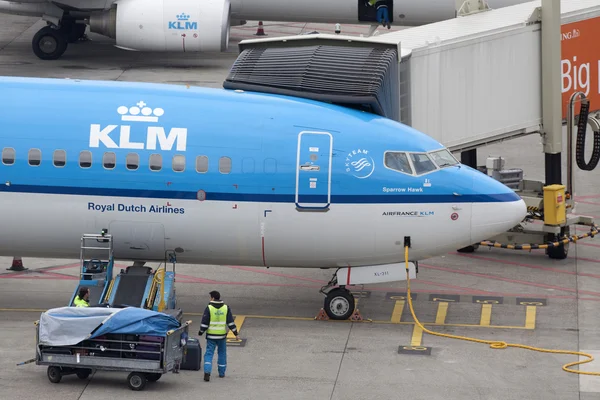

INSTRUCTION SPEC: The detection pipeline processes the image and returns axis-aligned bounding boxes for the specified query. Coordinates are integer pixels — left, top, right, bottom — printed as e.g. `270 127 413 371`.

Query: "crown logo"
176 13 190 21
117 101 164 123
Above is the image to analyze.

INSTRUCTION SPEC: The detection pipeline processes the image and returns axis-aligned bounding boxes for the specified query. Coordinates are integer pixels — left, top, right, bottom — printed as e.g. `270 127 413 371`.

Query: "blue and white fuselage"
0 77 526 269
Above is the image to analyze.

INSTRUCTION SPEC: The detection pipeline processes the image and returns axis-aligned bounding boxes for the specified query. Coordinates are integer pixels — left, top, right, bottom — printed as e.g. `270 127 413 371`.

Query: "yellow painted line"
525 306 536 329
480 304 492 326
435 302 449 324
411 325 424 346
0 309 535 330
390 300 405 323
227 316 246 339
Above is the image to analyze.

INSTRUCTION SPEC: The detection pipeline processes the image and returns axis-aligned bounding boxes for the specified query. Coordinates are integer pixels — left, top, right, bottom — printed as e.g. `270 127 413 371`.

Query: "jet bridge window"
53 150 66 167
2 147 15 165
410 153 437 175
126 153 139 170
149 154 162 171
79 151 92 168
219 156 231 174
429 149 459 168
172 155 185 172
196 155 208 173
103 152 116 169
384 152 413 175
28 148 41 166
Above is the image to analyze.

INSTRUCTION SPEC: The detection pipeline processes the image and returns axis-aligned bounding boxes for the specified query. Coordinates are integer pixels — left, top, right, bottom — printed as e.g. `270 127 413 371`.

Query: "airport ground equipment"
34 306 191 391
74 239 179 315
471 91 600 259
69 232 115 307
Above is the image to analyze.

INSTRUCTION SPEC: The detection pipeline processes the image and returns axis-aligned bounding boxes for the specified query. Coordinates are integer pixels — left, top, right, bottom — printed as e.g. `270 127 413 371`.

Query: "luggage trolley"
34 308 192 391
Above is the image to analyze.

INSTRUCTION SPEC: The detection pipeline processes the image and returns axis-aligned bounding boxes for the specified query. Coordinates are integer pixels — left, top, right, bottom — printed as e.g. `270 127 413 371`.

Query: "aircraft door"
295 131 333 210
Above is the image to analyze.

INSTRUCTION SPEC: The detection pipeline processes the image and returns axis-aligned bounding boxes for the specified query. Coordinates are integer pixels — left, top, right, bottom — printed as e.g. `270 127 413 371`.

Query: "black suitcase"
181 338 202 371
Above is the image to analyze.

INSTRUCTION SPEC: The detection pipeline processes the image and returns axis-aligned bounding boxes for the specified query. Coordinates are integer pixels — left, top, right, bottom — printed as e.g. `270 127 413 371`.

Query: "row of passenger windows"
384 148 459 176
1 148 234 174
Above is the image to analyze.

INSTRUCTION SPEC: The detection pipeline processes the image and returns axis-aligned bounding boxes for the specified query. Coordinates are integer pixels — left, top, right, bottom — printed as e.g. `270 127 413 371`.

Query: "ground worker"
198 290 239 381
368 0 391 29
73 287 90 307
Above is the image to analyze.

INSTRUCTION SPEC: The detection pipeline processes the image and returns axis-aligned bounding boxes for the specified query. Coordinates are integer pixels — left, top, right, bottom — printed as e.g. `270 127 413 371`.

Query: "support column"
540 0 562 185
461 149 478 169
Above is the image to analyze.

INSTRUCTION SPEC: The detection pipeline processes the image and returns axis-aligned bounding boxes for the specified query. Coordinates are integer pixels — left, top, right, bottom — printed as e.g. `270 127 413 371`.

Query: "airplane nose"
471 197 527 244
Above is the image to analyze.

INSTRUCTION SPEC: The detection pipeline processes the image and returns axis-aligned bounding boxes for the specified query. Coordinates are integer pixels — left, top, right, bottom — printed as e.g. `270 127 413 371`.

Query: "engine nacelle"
89 0 230 52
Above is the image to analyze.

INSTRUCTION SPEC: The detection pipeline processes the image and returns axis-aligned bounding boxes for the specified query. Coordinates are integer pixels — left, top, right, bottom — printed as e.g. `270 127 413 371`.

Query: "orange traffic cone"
255 21 266 36
7 256 27 271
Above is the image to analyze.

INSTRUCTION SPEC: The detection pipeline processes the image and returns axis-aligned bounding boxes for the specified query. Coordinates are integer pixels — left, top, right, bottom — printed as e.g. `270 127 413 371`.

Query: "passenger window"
410 153 437 175
28 148 41 166
2 147 15 165
219 156 231 174
242 157 254 174
149 154 162 171
103 152 116 169
126 153 139 170
79 150 92 168
384 152 413 175
429 149 458 168
172 155 185 172
264 158 277 174
196 155 208 173
53 150 66 167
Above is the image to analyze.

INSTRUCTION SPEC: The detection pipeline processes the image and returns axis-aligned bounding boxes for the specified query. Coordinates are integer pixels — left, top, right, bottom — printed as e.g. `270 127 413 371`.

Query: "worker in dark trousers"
198 290 239 381
368 0 391 29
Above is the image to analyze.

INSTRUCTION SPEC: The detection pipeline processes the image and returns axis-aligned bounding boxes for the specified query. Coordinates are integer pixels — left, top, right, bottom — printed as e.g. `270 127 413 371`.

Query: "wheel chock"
314 308 330 320
349 308 363 321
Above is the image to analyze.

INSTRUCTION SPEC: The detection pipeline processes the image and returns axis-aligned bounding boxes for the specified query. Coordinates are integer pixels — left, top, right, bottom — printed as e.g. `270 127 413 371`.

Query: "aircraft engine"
89 0 231 52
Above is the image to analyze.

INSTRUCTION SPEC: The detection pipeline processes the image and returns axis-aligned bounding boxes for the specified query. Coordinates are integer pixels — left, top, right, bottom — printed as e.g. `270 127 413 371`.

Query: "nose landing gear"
317 274 358 321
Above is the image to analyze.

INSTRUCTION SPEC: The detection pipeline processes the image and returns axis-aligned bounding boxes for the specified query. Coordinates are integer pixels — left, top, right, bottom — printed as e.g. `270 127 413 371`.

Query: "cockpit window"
429 149 459 168
409 153 437 175
384 152 413 175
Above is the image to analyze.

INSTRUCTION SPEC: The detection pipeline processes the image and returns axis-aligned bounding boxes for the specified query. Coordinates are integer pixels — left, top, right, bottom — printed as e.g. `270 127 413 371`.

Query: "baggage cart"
33 307 192 391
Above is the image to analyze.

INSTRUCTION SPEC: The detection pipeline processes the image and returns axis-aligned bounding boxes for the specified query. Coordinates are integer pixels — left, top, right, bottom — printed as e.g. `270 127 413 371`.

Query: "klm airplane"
0 76 526 319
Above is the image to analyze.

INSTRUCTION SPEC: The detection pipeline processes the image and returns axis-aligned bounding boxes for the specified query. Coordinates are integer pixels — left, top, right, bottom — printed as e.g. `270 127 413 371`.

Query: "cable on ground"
403 245 599 376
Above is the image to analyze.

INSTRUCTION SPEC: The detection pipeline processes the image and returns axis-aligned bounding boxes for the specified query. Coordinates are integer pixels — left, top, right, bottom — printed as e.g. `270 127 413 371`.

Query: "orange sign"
560 16 600 119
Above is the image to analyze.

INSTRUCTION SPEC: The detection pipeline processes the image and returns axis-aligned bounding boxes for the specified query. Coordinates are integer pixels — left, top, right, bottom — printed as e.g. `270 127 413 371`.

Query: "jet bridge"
226 0 600 155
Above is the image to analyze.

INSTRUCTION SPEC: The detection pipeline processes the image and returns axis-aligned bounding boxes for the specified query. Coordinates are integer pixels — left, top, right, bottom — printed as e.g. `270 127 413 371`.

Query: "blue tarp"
38 306 180 346
90 307 180 338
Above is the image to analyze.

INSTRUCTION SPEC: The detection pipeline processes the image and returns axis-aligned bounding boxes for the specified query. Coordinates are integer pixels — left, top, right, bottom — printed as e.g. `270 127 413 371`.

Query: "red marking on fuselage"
262 237 266 266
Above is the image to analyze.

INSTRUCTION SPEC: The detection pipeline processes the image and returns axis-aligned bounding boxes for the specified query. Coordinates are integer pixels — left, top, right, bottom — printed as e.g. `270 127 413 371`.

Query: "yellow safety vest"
74 296 89 307
207 305 228 336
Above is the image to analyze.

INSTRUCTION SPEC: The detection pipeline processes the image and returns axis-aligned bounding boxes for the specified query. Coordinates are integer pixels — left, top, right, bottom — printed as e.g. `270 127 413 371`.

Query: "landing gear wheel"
546 228 569 260
127 372 147 391
32 26 68 60
546 231 569 260
457 244 479 253
324 288 355 320
76 369 91 380
47 366 62 383
146 373 162 382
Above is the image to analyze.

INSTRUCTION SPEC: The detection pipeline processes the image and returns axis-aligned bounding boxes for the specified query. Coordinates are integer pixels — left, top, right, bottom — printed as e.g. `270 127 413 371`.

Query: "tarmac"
1 15 600 400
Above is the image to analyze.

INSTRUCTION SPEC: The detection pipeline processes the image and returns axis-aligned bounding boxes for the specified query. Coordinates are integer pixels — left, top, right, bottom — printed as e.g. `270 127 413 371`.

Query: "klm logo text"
168 21 198 30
